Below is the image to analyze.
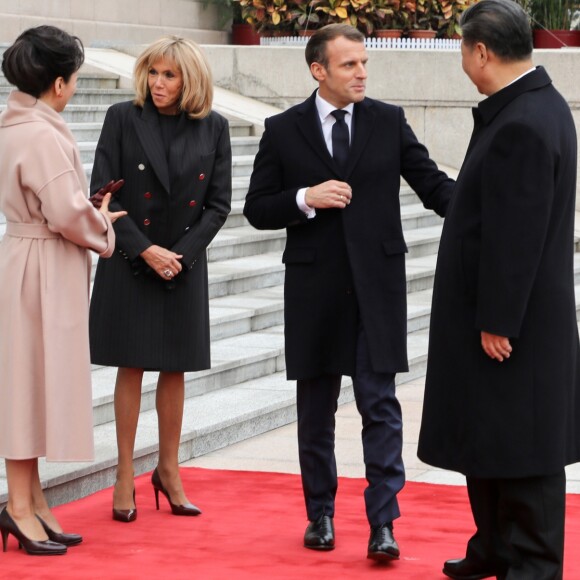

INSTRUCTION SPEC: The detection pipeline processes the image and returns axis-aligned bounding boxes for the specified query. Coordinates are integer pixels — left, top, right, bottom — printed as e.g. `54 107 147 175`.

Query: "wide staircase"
1 63 580 506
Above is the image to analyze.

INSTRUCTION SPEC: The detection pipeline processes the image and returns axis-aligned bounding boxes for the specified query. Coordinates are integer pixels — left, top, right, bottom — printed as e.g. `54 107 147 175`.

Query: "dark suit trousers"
296 323 405 527
465 472 565 580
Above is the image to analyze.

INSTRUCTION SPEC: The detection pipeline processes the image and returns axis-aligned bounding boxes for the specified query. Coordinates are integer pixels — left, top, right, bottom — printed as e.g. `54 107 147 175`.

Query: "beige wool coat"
0 91 115 461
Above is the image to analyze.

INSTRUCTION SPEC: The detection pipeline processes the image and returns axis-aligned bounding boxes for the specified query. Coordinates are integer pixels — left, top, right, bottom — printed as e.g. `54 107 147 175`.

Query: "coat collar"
474 66 552 126
295 90 377 180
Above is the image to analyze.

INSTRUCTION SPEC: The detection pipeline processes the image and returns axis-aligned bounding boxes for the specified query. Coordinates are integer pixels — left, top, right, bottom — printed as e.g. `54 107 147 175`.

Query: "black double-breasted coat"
244 92 453 380
418 67 580 478
89 100 232 371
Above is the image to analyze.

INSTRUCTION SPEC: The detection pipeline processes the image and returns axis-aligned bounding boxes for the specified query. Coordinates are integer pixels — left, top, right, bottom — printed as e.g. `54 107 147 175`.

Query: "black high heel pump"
151 468 201 516
0 508 67 556
36 516 82 546
112 489 137 523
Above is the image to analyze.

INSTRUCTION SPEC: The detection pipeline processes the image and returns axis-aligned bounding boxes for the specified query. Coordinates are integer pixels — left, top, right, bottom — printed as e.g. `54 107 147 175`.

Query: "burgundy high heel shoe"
0 508 67 556
151 468 201 516
36 516 82 546
112 489 137 523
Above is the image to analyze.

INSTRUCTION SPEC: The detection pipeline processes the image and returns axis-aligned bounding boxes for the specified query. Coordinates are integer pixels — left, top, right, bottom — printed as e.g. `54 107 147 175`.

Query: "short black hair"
2 25 84 98
305 23 365 69
460 0 532 62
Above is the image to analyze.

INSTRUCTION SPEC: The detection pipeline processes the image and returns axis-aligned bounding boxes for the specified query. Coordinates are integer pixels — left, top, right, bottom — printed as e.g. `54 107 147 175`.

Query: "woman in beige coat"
0 26 125 556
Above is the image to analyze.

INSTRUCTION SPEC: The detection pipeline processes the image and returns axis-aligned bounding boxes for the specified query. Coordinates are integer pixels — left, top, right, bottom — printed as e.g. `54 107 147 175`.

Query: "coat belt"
5 222 61 239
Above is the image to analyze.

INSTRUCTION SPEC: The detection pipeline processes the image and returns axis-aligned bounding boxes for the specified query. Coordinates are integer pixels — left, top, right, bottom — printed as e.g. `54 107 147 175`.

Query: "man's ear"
475 42 489 67
311 62 326 82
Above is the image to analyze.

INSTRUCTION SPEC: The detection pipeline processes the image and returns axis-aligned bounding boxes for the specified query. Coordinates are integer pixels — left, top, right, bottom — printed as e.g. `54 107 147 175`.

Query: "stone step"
207 221 443 263
0 105 251 132
0 70 120 91
0 323 435 506
231 176 425 206
77 135 261 164
0 87 134 106
85 217 444 289
232 154 257 178
89 315 436 428
200 249 436 298
69 122 113 142
0 370 356 507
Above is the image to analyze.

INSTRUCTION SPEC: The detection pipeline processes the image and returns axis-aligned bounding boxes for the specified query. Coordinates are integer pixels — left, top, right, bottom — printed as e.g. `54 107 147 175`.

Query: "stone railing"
260 36 462 50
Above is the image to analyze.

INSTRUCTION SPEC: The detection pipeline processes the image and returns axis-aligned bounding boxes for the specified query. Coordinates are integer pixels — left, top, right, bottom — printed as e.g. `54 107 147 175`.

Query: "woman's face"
147 57 183 115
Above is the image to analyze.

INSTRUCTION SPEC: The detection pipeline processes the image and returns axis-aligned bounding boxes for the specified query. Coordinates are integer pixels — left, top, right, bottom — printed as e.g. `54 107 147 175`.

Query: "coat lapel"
295 92 337 175
133 99 171 193
344 99 376 180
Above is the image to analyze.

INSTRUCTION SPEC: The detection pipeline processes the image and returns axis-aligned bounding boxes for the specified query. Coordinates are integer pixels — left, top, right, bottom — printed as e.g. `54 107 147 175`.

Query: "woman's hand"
140 244 184 280
99 192 127 224
90 179 125 209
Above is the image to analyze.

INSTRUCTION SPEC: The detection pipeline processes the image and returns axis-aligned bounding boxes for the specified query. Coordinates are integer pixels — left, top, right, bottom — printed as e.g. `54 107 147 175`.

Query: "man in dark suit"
418 1 580 579
244 23 453 560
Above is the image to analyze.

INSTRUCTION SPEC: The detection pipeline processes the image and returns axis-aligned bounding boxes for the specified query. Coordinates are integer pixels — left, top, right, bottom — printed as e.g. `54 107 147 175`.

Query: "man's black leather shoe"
304 514 335 550
443 558 497 580
367 522 400 561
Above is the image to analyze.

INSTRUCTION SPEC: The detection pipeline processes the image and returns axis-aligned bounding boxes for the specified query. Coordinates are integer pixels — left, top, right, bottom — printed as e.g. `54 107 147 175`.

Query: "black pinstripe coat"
89 99 232 371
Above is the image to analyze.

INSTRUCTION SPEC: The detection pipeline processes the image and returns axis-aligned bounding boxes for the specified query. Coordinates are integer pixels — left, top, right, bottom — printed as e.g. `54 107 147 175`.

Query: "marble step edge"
208 222 443 250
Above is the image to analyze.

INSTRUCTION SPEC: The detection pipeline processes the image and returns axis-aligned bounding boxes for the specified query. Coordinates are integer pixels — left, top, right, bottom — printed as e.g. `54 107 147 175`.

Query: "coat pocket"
282 247 316 264
382 238 408 256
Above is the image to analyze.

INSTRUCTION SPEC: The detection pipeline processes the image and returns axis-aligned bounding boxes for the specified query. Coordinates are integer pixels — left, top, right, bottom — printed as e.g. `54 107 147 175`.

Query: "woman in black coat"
89 36 231 521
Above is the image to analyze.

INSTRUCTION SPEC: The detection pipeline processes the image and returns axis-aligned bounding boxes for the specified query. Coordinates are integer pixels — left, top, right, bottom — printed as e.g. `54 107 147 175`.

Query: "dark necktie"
331 109 349 169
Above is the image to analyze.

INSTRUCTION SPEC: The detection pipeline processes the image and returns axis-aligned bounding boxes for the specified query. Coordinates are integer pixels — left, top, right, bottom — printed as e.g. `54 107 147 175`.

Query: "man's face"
313 36 368 109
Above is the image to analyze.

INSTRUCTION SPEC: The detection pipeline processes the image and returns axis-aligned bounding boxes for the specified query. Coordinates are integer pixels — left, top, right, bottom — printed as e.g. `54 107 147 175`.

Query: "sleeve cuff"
296 188 316 219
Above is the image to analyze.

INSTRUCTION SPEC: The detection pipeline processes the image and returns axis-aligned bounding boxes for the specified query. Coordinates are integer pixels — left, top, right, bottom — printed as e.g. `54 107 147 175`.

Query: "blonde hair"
133 36 213 119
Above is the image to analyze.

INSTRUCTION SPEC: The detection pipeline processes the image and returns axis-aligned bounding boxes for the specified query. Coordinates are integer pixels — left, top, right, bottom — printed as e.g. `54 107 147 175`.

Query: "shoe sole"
442 570 496 580
367 551 400 562
304 544 335 551
23 549 67 556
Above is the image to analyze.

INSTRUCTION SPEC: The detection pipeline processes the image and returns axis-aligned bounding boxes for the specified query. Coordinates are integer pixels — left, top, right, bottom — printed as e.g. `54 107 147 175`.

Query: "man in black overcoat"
417 2 580 579
244 23 453 560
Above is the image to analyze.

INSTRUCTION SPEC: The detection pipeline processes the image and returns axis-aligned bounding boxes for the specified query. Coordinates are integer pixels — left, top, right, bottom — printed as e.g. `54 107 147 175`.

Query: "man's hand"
481 331 512 362
305 180 352 209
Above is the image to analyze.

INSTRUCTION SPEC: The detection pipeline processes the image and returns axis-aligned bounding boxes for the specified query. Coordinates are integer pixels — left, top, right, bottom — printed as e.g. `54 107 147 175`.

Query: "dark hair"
305 24 365 69
1 25 84 98
460 0 532 62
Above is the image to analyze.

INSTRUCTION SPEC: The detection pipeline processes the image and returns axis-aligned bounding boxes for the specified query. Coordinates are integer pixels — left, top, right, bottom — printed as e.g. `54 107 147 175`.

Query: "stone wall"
202 45 580 182
0 0 227 45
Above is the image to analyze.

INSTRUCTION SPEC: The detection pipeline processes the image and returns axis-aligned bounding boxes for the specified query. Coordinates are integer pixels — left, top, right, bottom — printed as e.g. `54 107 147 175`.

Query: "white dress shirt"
296 92 354 218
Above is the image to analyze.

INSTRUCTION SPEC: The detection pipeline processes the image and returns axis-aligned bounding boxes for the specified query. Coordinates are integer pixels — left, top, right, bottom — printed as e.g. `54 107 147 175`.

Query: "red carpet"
2 468 580 579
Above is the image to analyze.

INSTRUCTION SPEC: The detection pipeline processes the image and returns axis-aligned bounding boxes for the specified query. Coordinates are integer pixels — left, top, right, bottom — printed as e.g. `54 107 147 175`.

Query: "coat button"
144 192 152 199
199 173 205 180
346 288 353 295
138 163 145 171
143 218 151 226
189 200 197 206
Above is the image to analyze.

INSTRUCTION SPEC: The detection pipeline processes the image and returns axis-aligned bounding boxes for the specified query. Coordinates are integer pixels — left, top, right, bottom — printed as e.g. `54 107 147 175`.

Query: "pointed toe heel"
36 516 82 546
151 467 201 516
0 508 67 556
112 489 137 523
